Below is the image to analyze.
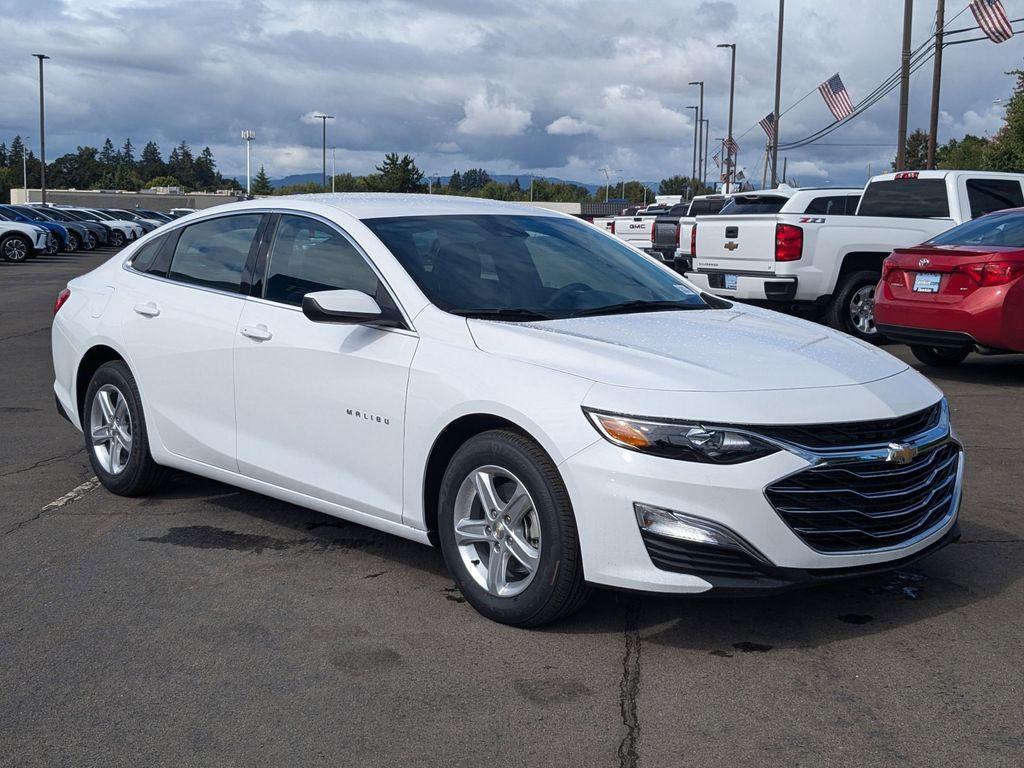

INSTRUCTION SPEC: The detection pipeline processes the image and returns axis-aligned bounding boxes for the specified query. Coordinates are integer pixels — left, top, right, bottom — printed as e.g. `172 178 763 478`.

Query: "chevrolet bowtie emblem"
885 442 919 465
724 241 739 251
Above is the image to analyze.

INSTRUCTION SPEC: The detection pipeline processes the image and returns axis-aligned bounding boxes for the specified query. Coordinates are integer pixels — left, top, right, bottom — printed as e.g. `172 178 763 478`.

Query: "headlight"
584 409 779 464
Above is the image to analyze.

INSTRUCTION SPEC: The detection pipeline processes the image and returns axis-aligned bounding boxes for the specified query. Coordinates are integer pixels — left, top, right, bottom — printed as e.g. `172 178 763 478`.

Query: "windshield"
718 196 788 215
365 214 708 320
40 209 75 222
10 206 46 220
927 211 1024 248
86 210 115 221
857 179 950 218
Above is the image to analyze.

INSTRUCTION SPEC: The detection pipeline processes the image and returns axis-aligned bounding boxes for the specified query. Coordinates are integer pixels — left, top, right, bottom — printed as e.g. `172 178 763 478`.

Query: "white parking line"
42 478 100 511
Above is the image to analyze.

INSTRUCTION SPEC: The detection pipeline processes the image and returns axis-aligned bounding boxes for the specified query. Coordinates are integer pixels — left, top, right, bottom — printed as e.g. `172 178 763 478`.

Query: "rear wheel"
438 429 591 627
911 345 971 367
65 231 81 252
1 234 30 263
83 361 169 496
85 231 98 250
827 270 883 342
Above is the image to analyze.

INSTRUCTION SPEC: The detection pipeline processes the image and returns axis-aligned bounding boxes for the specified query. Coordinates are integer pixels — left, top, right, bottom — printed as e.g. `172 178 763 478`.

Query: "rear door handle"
240 324 272 342
133 302 160 317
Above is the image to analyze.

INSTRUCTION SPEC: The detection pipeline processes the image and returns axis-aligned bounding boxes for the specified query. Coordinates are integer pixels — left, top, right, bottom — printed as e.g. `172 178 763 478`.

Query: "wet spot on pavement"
708 650 733 658
363 571 386 579
515 678 592 704
732 641 772 653
140 525 296 553
839 613 875 625
330 647 402 675
864 570 927 600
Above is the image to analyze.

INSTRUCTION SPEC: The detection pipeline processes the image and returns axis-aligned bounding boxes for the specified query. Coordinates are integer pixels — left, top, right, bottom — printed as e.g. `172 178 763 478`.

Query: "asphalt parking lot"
2 249 1022 768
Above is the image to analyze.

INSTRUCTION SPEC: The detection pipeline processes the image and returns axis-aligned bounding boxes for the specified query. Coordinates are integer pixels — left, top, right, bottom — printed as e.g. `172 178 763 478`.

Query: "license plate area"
913 272 942 293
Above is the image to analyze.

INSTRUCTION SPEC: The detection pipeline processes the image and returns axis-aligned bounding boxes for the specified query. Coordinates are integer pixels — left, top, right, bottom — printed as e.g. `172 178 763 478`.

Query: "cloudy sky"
0 0 1020 187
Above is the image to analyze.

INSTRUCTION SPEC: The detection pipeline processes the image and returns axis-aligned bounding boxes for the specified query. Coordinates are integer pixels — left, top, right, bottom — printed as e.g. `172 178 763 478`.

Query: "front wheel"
109 230 126 248
83 361 168 496
438 430 591 627
1 234 30 262
65 231 81 252
827 270 883 342
911 345 971 367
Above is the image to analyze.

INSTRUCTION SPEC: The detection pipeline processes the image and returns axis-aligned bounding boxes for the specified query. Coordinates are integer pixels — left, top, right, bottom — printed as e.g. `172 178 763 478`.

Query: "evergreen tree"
99 138 118 168
251 164 273 195
461 168 491 191
892 129 930 171
0 142 8 168
9 135 26 168
168 141 196 188
139 141 165 181
447 169 462 193
936 135 989 170
120 138 135 168
194 146 218 190
375 152 425 192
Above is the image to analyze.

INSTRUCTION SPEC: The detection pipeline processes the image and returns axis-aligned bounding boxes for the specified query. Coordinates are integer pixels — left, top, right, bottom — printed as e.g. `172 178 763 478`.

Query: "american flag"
970 0 1014 43
758 112 777 140
712 149 722 168
725 137 740 155
818 73 855 121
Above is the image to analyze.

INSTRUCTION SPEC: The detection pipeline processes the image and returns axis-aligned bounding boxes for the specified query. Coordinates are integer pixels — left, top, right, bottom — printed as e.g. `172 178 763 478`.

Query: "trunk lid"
884 244 1024 300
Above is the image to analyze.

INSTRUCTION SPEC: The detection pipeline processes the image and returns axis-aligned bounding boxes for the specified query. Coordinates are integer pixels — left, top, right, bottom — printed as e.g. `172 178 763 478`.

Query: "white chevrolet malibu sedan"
52 194 963 626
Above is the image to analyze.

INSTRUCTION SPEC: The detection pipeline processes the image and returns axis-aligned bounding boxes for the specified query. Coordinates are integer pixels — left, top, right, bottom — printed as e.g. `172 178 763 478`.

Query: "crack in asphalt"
617 598 643 768
0 447 84 478
0 326 49 344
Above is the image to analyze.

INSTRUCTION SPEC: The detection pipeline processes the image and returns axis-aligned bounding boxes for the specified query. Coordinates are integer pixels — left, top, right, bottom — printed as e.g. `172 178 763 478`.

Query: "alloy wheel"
453 465 541 597
89 384 133 475
3 237 28 262
849 284 877 336
86 232 98 250
45 235 59 255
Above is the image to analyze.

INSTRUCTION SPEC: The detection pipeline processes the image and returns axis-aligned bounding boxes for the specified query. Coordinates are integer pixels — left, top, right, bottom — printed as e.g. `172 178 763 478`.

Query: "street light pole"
701 119 710 187
241 130 255 195
686 105 699 193
896 0 913 171
312 113 335 191
32 54 49 204
22 135 30 197
771 0 785 186
689 81 704 186
927 0 945 169
332 148 337 193
717 43 736 193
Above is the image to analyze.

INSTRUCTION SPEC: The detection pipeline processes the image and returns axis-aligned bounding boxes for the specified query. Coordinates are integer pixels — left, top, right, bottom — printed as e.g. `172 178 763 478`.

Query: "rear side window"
966 178 1024 218
168 214 261 292
718 196 787 215
928 211 1024 247
688 199 726 216
129 236 165 273
845 195 861 214
803 196 850 215
857 179 950 218
264 215 380 306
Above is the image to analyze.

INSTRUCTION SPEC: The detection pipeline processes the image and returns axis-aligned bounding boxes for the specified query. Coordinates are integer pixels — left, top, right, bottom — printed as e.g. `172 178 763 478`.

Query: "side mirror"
302 289 384 324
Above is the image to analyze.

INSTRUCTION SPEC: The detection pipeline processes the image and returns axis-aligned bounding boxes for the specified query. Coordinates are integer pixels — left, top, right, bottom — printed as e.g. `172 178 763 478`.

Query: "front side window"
264 215 381 306
365 214 708 320
966 178 1024 218
928 211 1024 248
168 214 261 292
857 179 950 218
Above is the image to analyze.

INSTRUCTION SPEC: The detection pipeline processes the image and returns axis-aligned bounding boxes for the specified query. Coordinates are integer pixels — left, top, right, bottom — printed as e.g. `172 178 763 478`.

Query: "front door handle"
240 324 273 342
133 302 160 317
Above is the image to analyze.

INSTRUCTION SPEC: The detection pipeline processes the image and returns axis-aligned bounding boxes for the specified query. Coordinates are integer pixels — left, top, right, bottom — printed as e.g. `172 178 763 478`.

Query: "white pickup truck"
672 193 732 271
684 170 1024 340
610 202 688 261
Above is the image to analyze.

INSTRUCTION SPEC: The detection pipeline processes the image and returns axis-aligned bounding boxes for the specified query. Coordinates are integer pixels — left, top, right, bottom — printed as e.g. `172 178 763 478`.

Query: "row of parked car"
598 169 1023 368
0 204 195 262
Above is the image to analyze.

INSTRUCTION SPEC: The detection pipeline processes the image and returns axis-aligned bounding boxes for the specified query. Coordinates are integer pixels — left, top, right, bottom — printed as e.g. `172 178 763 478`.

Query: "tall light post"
22 135 30 197
686 106 699 192
717 43 736 193
32 54 49 204
332 148 337 193
312 113 335 191
241 130 255 195
701 119 710 187
895 0 913 170
689 81 704 185
771 0 785 186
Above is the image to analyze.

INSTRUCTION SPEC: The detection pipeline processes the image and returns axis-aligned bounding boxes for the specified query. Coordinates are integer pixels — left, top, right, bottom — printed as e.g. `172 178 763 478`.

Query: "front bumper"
685 270 798 302
562 432 963 595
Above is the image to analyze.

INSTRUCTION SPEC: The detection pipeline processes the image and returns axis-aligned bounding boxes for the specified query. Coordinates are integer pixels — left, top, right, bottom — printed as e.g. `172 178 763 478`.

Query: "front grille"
751 402 943 450
640 531 769 580
766 442 960 553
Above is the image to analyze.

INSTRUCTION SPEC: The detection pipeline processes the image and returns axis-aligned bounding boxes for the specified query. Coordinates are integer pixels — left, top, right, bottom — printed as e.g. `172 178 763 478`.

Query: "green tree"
936 134 989 170
447 169 462 193
167 141 195 189
138 141 165 181
251 164 273 195
375 152 424 192
99 138 118 168
120 138 135 168
982 69 1024 172
892 128 930 171
48 146 103 189
461 168 491 191
0 167 17 203
0 142 9 168
194 147 218 190
145 175 182 188
8 135 26 170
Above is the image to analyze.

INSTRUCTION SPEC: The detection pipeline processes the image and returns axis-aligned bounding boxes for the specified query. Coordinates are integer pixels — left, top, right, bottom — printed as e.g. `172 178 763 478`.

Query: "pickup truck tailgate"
613 215 654 246
693 214 779 274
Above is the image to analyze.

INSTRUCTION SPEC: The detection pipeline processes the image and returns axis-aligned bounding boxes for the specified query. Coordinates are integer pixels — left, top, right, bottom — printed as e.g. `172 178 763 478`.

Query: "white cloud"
573 86 692 143
546 116 595 136
940 105 1005 139
457 87 532 136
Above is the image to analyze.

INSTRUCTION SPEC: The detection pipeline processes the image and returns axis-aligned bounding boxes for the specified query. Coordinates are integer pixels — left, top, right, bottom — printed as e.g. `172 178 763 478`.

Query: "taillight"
610 221 616 235
775 223 803 262
955 261 1024 287
690 224 697 256
674 222 681 247
53 287 71 316
650 225 655 243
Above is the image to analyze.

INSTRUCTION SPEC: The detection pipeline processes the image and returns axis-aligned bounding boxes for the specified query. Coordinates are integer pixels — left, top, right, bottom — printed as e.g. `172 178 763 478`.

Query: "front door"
233 214 418 524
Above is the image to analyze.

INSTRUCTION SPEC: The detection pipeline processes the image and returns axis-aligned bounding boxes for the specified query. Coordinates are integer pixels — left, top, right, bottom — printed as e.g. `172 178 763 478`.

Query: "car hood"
468 305 908 392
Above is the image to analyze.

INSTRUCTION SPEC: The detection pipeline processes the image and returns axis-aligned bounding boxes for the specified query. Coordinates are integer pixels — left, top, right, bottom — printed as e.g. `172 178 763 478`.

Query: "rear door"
121 213 266 471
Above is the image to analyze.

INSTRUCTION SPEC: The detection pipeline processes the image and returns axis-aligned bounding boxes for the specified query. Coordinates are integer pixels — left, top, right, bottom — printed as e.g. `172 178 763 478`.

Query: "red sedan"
875 208 1024 366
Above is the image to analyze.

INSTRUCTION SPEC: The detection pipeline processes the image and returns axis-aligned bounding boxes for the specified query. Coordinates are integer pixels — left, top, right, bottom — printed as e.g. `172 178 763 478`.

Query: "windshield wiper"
450 308 556 321
568 300 704 318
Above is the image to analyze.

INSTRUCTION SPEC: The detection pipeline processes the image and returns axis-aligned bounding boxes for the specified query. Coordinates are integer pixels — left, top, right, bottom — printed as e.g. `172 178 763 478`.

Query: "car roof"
226 193 567 221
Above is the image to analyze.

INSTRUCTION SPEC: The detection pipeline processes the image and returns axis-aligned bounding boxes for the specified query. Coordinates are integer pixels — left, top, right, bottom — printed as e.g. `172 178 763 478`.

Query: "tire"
109 230 126 248
827 270 883 342
83 360 169 496
911 345 971 367
438 429 591 627
85 231 98 250
1 234 31 263
45 235 59 256
66 231 81 253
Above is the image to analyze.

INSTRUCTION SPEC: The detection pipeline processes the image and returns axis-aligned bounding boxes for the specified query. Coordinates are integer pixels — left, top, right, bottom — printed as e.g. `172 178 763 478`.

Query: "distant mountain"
269 172 324 188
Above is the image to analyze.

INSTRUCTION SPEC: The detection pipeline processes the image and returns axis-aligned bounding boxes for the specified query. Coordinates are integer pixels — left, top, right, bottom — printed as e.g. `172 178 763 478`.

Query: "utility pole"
771 0 785 186
896 0 914 171
687 105 699 187
927 0 945 169
702 119 710 187
332 148 337 193
312 113 334 191
241 130 255 195
689 81 704 187
717 43 737 192
22 135 30 197
33 54 49 204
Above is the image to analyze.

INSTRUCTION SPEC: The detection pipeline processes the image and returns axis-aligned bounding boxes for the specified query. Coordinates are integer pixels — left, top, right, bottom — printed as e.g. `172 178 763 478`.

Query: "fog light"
633 502 769 563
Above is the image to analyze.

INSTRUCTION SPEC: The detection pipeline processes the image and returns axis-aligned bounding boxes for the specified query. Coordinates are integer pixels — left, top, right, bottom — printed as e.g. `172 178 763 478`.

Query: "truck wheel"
911 345 970 367
827 270 883 342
